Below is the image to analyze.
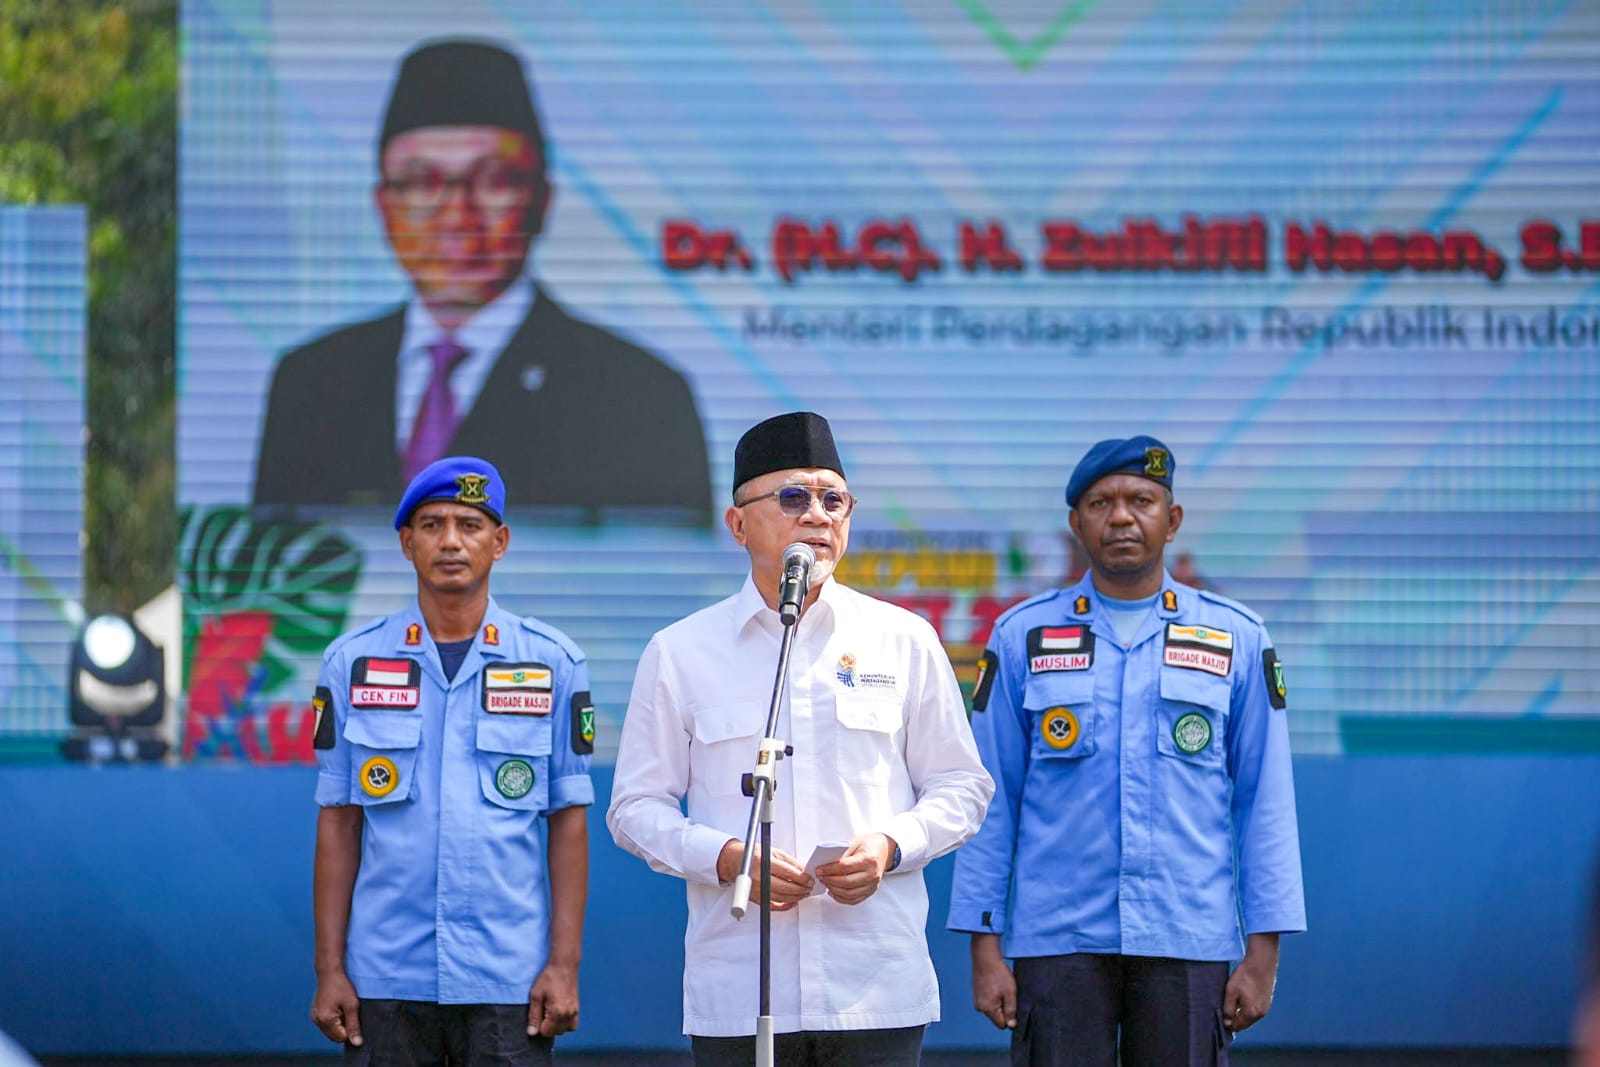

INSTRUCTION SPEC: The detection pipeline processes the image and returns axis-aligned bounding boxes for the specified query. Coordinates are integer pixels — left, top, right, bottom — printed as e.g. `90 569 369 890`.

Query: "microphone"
777 542 816 625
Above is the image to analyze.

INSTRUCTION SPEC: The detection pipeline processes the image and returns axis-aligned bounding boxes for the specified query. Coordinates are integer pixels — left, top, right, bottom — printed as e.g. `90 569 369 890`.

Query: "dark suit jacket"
253 285 712 524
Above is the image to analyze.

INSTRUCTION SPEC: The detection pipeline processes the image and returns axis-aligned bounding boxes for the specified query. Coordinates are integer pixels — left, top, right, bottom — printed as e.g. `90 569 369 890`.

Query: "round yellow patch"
1040 707 1080 750
360 755 399 798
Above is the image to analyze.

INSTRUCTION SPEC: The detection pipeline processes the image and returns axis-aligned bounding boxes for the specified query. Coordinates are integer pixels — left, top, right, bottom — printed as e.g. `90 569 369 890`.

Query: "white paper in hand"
804 840 850 897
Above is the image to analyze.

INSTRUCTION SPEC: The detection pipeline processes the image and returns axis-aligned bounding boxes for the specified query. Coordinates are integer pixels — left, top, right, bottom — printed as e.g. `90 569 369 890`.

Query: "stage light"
62 613 170 763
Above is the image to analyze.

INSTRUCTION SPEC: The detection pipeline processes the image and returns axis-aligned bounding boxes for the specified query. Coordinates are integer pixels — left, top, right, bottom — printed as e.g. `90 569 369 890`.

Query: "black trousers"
343 1000 555 1067
691 1025 924 1066
1011 954 1231 1067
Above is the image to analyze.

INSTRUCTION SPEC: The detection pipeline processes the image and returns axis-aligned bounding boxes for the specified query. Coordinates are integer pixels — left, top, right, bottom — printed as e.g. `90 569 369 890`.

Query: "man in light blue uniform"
949 436 1304 1066
311 456 594 1065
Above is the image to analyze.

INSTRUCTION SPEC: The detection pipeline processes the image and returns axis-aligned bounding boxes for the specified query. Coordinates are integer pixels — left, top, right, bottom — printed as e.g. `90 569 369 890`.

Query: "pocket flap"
1022 670 1096 711
1159 668 1231 713
691 702 762 745
343 711 422 750
477 714 553 756
834 690 901 734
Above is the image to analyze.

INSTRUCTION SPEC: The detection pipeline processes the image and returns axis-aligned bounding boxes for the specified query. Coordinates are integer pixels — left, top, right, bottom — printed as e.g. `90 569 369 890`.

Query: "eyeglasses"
380 159 536 218
734 484 857 518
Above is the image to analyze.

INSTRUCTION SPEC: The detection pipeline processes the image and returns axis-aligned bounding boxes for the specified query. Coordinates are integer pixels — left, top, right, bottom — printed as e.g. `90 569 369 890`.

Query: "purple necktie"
403 338 470 480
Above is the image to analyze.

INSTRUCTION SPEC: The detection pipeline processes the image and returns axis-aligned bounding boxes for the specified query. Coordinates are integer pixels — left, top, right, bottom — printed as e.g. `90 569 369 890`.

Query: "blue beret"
394 456 506 529
1065 435 1175 508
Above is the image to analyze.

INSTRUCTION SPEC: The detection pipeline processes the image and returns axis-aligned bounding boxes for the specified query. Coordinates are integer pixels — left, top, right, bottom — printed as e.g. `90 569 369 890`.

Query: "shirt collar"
388 596 512 655
401 274 535 357
731 571 842 638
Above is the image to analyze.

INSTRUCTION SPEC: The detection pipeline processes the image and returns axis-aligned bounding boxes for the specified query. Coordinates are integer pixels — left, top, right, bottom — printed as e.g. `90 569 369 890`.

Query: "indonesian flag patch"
1026 625 1095 673
349 657 422 708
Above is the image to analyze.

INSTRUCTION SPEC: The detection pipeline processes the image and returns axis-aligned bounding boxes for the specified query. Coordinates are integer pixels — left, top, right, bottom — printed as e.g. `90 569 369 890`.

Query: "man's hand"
1223 932 1280 1033
716 840 812 910
528 961 580 1037
310 970 362 1046
815 833 896 906
970 933 1018 1030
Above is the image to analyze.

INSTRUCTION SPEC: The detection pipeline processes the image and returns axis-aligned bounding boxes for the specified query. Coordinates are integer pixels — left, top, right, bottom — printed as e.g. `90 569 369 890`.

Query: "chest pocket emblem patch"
495 758 535 799
1173 712 1213 754
360 756 399 798
483 663 553 715
1040 707 1080 750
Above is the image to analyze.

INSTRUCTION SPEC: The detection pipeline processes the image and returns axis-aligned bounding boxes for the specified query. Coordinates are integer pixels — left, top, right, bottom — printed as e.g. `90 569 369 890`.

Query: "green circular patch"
1172 712 1213 755
495 758 535 799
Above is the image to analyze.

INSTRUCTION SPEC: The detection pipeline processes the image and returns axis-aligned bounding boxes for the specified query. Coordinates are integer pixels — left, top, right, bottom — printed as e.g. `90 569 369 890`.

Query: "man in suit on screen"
254 38 711 525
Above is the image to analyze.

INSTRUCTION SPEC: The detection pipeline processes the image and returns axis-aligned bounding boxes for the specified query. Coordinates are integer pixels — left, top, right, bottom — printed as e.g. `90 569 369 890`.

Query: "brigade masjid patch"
1040 707 1080 751
360 755 399 798
971 649 998 713
1173 712 1212 755
571 690 596 755
311 686 335 750
495 758 535 800
455 472 490 504
1264 648 1288 709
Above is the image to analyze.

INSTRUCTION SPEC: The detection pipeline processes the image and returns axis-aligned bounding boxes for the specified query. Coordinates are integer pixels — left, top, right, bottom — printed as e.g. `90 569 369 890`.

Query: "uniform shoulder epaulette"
518 615 585 664
994 587 1067 628
1196 588 1264 626
325 613 390 658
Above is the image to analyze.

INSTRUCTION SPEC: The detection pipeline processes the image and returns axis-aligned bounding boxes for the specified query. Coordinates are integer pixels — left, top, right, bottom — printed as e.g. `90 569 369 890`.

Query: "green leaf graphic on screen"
956 0 1098 71
178 507 362 694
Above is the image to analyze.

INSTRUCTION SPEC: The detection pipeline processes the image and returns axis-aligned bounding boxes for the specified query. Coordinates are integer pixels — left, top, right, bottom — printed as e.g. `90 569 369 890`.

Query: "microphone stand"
729 587 805 1067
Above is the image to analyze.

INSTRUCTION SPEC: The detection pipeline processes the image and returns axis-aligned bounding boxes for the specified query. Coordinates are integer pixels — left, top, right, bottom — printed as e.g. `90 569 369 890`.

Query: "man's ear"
398 526 415 561
1067 508 1082 542
524 177 553 240
725 505 746 545
1165 503 1184 543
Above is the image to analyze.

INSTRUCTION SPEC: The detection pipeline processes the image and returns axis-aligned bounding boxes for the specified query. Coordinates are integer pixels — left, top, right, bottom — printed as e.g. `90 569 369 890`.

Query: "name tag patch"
1163 624 1233 677
350 657 421 708
1027 625 1095 673
483 663 553 715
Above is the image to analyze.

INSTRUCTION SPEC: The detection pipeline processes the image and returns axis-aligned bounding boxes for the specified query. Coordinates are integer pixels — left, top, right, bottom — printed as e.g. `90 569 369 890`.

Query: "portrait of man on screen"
253 38 711 525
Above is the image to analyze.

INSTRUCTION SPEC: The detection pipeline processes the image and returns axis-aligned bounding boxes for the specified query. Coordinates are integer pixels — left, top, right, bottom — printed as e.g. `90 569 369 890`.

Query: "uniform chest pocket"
1024 672 1097 761
476 714 553 812
1156 668 1229 766
833 691 903 783
690 703 764 797
344 712 423 807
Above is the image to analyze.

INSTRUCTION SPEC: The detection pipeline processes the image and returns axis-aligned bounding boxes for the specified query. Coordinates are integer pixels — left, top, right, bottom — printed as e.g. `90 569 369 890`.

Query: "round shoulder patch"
1172 712 1213 755
360 755 399 798
1040 707 1080 751
495 758 536 800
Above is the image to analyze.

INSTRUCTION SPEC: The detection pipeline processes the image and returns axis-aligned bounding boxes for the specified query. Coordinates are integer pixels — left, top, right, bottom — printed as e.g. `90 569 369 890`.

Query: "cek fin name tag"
483 663 554 715
1027 625 1095 673
350 657 422 708
1162 624 1234 677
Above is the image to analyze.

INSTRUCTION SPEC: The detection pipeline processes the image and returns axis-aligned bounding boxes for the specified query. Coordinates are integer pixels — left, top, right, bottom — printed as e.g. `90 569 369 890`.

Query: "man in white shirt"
608 410 994 1066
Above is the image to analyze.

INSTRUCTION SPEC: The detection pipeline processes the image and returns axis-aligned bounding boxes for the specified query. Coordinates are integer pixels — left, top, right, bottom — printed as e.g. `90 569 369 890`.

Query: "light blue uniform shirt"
949 574 1305 961
315 597 594 1003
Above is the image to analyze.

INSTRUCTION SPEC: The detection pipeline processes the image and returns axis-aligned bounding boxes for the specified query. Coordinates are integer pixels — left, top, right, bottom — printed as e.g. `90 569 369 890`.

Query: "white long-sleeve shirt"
608 575 995 1037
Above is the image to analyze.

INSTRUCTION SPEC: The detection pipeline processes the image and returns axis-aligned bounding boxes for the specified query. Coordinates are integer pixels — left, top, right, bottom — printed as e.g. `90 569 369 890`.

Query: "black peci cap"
732 412 845 497
379 39 546 167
